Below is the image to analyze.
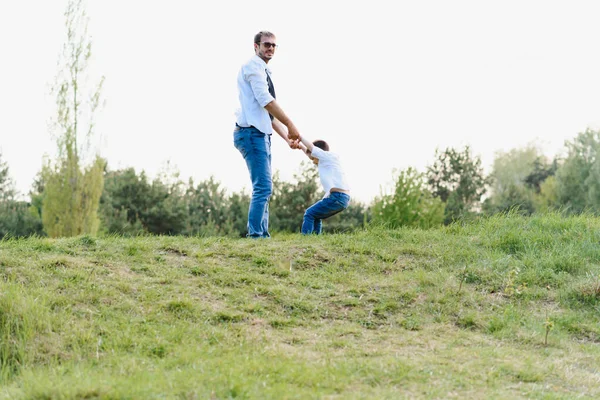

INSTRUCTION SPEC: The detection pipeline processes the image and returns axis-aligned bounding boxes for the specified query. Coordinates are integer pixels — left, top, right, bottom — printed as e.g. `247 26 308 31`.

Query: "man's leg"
259 135 272 238
260 196 271 238
234 127 272 238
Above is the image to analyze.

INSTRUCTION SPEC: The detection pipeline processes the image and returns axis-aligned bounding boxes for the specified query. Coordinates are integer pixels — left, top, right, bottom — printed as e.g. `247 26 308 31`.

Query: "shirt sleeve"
243 63 275 108
310 146 334 162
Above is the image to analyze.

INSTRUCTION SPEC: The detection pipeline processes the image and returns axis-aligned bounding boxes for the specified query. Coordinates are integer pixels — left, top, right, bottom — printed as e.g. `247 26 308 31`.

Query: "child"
296 135 351 234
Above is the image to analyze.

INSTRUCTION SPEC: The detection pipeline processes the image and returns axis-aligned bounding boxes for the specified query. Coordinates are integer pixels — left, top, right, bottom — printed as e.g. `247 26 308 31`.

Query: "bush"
0 201 44 238
371 167 444 229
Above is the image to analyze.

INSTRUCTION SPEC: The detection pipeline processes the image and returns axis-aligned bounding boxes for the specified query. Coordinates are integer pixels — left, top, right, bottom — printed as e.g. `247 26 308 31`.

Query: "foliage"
42 0 105 237
524 157 558 193
99 167 186 235
483 144 560 216
182 176 235 236
225 191 250 237
555 128 600 214
426 146 489 224
270 162 322 233
0 201 44 239
0 154 43 238
483 184 535 216
483 145 540 215
141 176 187 235
42 158 105 238
324 200 370 233
99 168 251 237
532 175 560 212
28 172 45 225
371 167 444 229
0 153 14 201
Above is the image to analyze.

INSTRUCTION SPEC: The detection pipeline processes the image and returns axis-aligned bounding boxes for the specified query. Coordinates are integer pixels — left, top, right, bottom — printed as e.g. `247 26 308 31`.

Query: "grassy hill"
0 213 599 399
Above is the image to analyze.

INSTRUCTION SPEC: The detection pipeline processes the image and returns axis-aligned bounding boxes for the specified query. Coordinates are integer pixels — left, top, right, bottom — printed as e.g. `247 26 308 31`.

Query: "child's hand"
289 139 301 149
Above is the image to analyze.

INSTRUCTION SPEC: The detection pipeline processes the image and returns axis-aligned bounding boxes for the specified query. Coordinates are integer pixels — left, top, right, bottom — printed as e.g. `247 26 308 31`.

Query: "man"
234 31 300 238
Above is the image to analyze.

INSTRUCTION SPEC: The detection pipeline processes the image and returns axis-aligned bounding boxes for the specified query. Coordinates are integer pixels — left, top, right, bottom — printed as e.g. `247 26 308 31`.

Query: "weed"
544 314 554 346
504 268 527 297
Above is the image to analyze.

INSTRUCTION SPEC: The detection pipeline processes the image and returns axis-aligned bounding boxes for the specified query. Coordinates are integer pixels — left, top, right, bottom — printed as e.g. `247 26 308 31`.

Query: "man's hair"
254 31 275 44
313 140 329 151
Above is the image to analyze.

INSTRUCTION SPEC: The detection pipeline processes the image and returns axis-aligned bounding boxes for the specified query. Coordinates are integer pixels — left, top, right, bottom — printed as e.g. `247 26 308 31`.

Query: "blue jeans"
233 125 272 238
302 192 350 235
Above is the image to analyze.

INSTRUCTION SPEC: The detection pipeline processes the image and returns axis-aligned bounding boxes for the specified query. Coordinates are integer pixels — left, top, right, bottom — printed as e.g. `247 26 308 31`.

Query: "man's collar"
252 55 271 72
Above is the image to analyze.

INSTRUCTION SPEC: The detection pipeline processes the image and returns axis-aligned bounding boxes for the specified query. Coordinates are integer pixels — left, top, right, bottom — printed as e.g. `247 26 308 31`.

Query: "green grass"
0 212 599 399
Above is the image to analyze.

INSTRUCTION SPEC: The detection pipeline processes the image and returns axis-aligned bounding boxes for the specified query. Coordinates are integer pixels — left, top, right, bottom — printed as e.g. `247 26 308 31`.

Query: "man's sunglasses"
260 42 278 49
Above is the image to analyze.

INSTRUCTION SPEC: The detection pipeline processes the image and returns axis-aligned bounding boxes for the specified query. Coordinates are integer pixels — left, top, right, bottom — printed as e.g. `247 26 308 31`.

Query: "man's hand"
287 124 300 141
288 139 301 149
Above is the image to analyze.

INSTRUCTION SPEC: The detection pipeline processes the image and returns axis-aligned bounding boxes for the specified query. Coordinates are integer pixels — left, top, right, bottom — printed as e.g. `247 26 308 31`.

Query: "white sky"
1 0 599 204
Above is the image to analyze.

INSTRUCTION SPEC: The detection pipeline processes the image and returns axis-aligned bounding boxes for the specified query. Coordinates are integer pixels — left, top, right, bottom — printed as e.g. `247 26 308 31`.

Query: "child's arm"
298 135 313 153
297 142 312 159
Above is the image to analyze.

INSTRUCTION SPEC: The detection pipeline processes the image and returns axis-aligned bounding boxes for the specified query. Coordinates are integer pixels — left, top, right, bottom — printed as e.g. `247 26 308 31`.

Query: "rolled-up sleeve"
244 65 274 108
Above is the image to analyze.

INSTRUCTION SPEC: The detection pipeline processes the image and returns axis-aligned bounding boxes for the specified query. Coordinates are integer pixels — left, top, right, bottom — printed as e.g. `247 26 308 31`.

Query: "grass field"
0 212 599 399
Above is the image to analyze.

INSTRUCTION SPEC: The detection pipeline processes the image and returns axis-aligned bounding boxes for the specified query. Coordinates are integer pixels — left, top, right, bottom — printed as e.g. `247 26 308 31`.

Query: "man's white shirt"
235 55 275 135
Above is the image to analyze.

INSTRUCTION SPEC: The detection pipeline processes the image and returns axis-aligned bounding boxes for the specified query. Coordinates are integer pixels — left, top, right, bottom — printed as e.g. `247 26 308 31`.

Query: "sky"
1 0 600 204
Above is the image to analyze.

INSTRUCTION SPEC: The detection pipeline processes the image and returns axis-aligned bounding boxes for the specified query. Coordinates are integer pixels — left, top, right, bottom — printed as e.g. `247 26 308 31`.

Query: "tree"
0 201 44 239
42 0 105 237
426 146 488 224
484 145 542 215
371 167 445 229
555 129 600 214
225 191 250 237
323 200 370 233
143 177 187 235
0 153 42 239
183 176 231 236
532 175 560 212
270 162 322 232
98 168 146 235
0 152 14 201
99 167 187 236
0 154 43 238
483 144 559 216
524 157 558 194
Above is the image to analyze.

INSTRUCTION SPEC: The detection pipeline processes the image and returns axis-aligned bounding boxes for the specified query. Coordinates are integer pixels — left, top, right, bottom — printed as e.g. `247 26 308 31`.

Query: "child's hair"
312 140 329 151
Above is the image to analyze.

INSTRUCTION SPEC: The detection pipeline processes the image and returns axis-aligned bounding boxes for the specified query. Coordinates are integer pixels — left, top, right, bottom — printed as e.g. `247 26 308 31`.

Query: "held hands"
288 138 301 149
290 139 309 157
287 125 300 141
286 125 301 149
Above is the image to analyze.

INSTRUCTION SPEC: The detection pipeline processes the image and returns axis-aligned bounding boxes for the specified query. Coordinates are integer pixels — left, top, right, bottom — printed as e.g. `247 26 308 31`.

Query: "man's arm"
265 100 300 141
272 118 295 148
245 66 300 140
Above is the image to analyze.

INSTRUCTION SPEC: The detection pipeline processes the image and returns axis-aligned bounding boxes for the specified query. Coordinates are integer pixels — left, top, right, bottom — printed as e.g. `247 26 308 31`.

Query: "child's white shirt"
310 147 351 198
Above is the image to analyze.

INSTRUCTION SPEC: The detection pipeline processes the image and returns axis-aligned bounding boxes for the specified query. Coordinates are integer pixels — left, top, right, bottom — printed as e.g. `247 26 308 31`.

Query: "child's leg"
302 194 349 235
314 219 322 234
301 200 323 234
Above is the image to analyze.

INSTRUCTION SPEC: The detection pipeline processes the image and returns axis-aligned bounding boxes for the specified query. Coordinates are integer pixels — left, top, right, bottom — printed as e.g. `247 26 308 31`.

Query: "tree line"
2 127 600 238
